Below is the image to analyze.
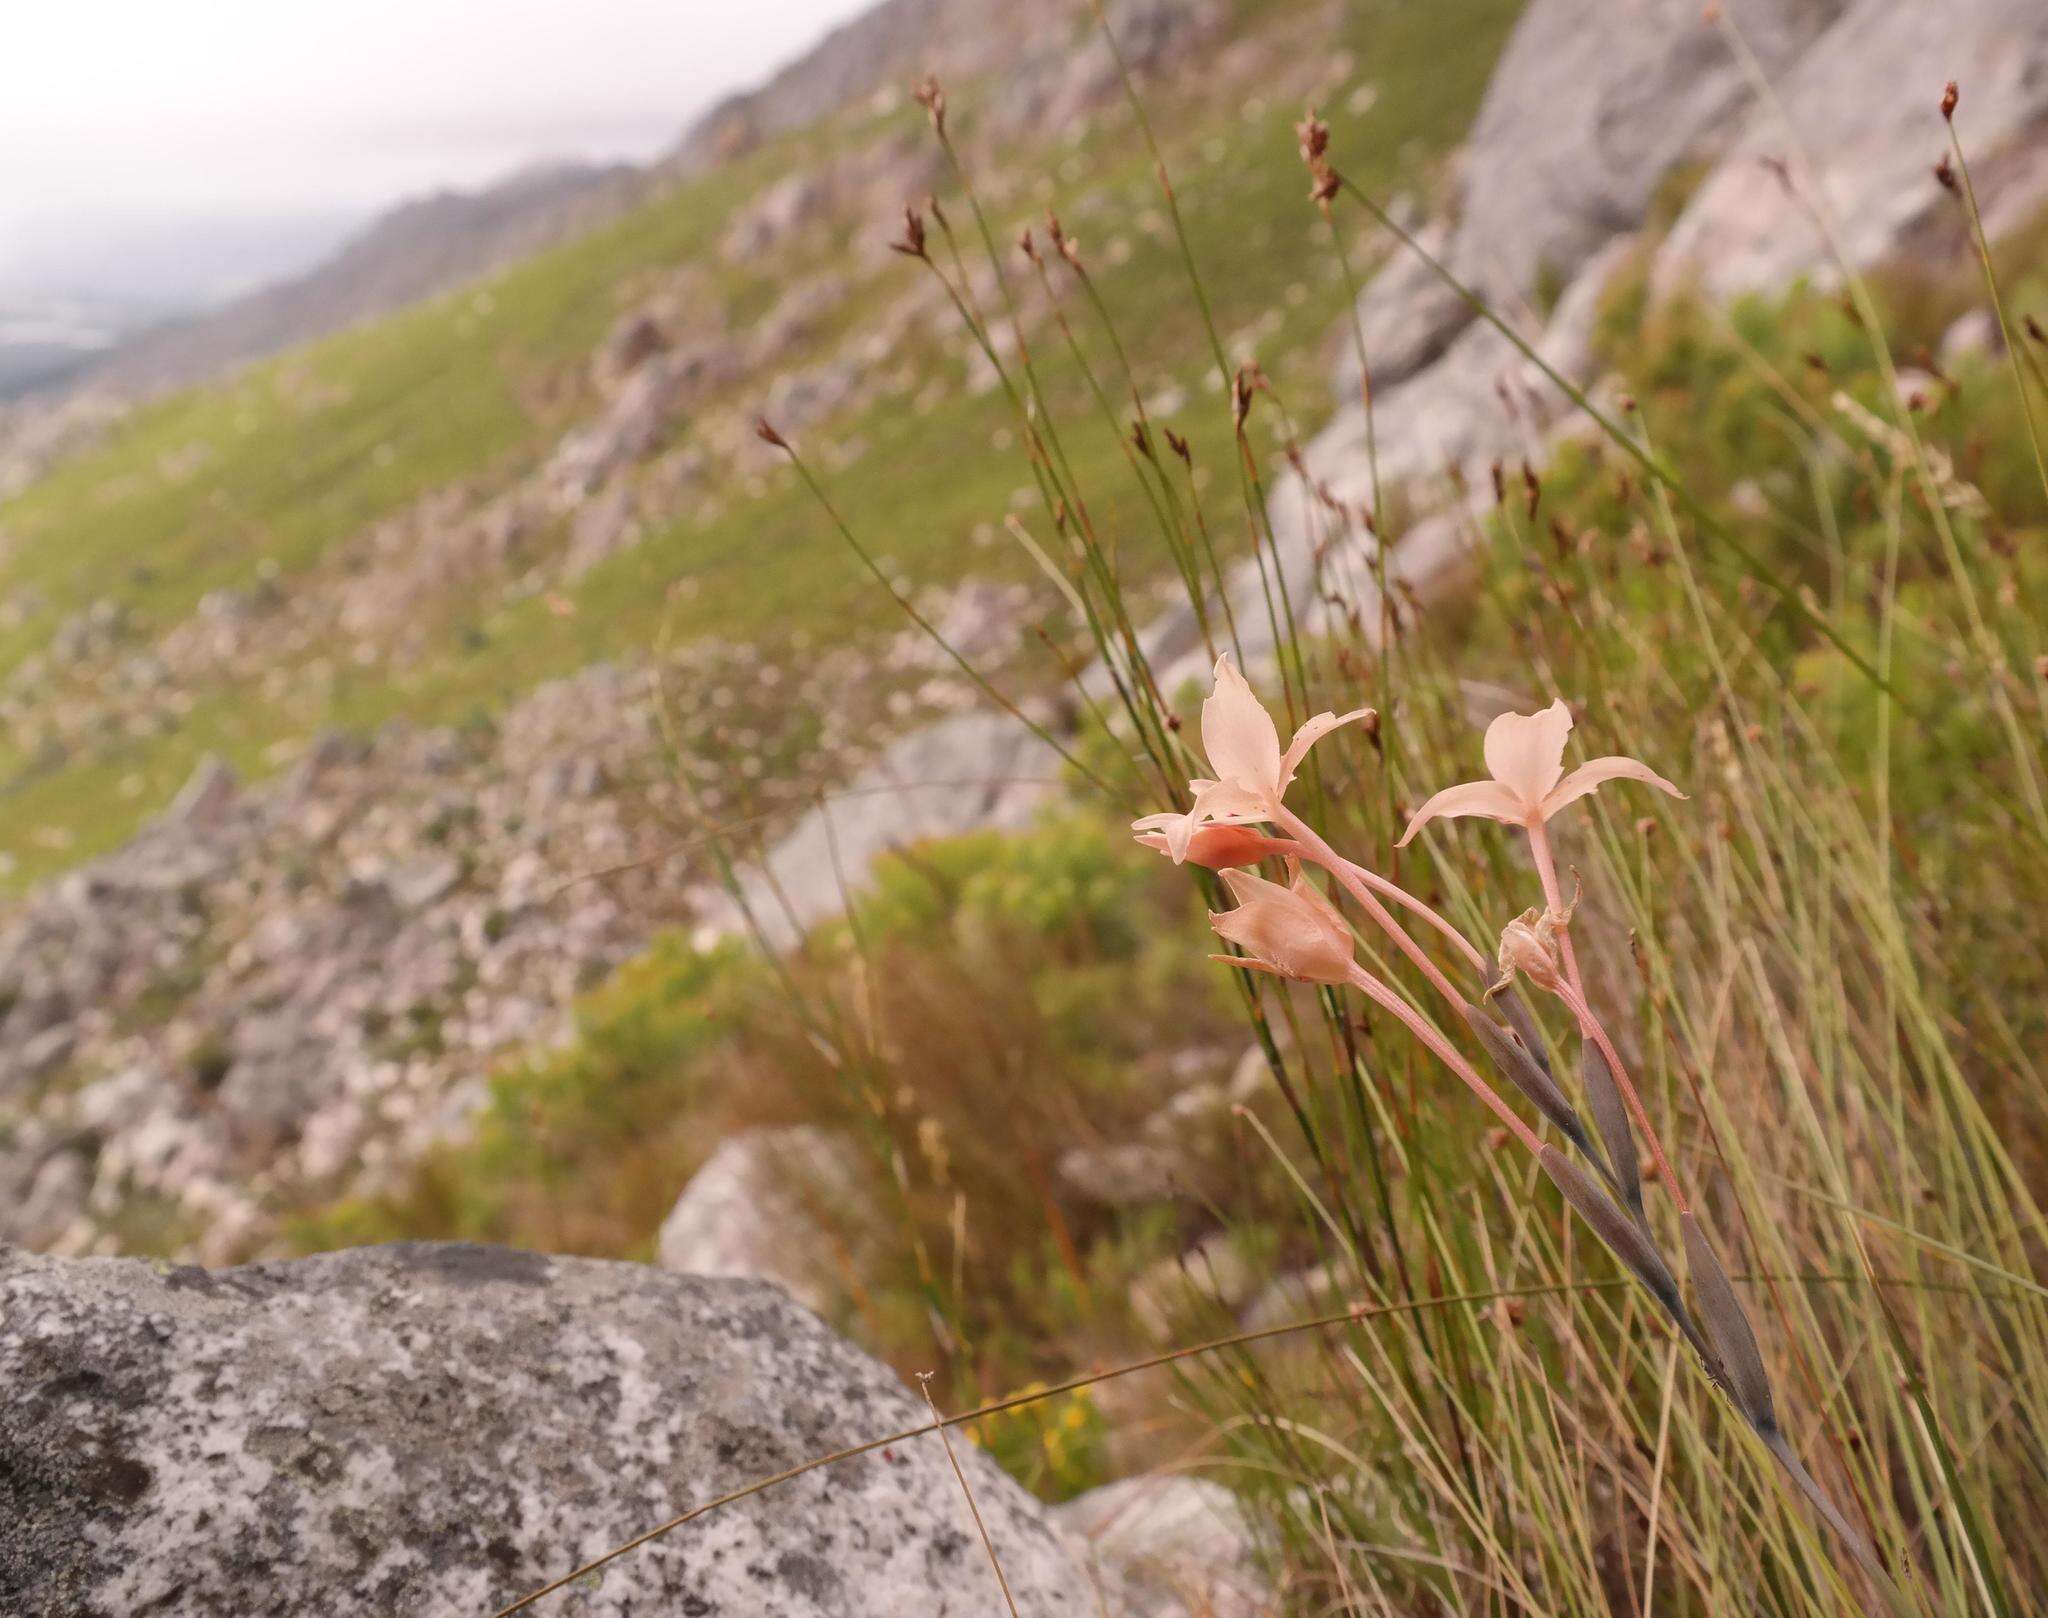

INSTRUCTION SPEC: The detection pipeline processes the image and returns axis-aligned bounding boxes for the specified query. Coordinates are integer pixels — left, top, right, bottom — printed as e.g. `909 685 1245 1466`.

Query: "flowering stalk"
1273 803 1470 1010
1525 818 1690 1217
1342 963 1541 1156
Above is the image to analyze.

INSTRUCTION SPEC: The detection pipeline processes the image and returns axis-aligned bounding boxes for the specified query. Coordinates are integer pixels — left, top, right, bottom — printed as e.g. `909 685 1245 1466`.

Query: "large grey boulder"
0 1242 1102 1615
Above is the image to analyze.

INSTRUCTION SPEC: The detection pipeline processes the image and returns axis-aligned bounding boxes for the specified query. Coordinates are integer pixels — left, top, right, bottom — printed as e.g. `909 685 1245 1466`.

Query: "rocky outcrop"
1655 0 2048 295
691 707 1066 950
1298 0 2048 665
0 668 664 1261
1449 0 1843 305
0 1242 1104 1616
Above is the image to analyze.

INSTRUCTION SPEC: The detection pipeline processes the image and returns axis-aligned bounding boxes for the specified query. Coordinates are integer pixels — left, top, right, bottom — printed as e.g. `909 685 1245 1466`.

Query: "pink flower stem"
1272 806 1470 1011
1526 819 1691 1217
1338 857 1491 978
1345 964 1541 1157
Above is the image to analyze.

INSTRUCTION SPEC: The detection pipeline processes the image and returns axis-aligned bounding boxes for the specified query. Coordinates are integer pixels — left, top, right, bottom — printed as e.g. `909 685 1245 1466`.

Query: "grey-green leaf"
1493 982 1554 1082
1463 1003 1594 1160
1682 1212 1775 1431
1538 1145 1710 1364
1581 1042 1643 1222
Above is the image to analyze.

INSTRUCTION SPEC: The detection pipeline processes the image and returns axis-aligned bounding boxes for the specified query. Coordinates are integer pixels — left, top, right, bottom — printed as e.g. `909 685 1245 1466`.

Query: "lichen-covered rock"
0 1242 1103 1615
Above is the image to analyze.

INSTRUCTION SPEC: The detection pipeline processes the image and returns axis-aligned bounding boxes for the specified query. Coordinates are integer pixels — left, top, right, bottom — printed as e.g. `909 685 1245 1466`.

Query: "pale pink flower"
1207 868 1355 984
1134 655 1372 863
1131 822 1301 870
1398 699 1683 846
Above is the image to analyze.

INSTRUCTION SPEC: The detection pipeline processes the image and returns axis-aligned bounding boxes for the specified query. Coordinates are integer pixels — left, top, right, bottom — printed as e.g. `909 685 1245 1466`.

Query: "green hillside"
0 0 1520 886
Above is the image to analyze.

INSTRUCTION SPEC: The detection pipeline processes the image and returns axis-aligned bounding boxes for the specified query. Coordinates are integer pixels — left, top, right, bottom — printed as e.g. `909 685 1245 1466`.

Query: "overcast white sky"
0 0 872 299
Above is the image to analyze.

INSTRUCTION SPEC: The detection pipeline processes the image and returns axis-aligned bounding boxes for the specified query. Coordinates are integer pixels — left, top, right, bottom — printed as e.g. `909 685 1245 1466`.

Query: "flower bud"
1498 907 1566 995
1209 869 1355 985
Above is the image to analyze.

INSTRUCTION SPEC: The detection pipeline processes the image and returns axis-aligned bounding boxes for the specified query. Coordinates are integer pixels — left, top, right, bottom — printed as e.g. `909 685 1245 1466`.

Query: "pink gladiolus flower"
1131 822 1301 870
1398 699 1684 846
1207 868 1356 985
1133 654 1372 863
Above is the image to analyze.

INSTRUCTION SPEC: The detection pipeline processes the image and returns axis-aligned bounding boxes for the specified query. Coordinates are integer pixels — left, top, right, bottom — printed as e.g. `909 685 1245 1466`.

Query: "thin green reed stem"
912 215 1184 792
1942 124 2048 507
1064 258 1245 661
1327 172 1897 703
1080 0 1303 719
1023 251 1213 648
768 435 1111 796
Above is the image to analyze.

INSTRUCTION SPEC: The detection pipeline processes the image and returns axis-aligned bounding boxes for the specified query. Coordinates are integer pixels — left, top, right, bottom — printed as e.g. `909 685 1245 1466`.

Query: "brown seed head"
1017 227 1040 265
754 417 789 450
2025 314 2046 345
1295 109 1329 165
1231 369 1253 432
913 75 947 136
889 205 928 260
1941 80 1959 121
1934 154 1958 193
1164 427 1191 465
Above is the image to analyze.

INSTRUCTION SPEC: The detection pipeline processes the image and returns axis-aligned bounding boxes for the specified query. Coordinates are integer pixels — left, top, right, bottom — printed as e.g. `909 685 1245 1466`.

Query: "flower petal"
1132 779 1269 863
1201 654 1282 795
1539 756 1686 820
1279 706 1374 787
1483 700 1573 807
1135 824 1296 869
1210 867 1354 983
1395 778 1526 846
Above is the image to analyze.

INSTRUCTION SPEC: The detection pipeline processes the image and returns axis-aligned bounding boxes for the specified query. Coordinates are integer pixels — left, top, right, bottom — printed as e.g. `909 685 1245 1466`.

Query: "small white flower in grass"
1132 654 1372 863
1398 699 1684 845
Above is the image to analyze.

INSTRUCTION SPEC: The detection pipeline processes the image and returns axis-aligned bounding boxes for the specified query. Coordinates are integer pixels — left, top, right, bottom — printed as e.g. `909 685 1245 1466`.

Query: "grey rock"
693 709 1064 949
163 755 239 830
1656 0 2048 297
1453 0 1843 303
591 308 669 391
0 1243 1103 1615
1940 307 2002 365
1055 1140 1185 1209
1130 1231 1261 1342
1058 1475 1271 1618
385 852 463 911
656 1126 868 1314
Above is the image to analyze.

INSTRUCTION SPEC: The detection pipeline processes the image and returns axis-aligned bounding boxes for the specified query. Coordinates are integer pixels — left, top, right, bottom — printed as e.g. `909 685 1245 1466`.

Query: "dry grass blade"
917 1373 1022 1618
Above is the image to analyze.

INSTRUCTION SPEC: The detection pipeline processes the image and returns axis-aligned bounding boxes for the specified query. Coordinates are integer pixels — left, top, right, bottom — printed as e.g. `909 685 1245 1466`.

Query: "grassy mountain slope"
0 0 1520 887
